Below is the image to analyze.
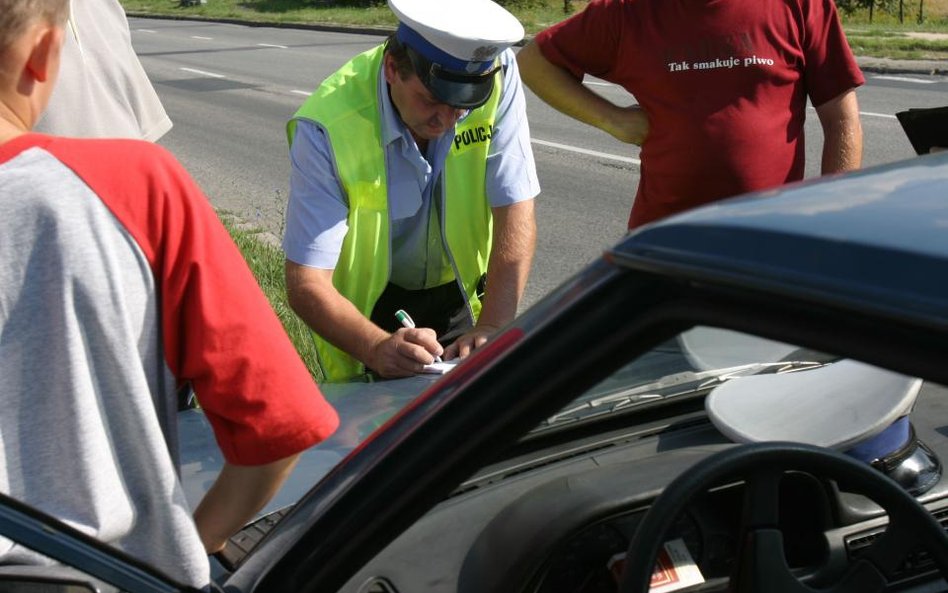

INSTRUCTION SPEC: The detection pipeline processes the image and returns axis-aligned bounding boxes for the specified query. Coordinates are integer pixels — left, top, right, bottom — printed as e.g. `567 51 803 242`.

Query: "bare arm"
516 41 648 145
444 199 536 359
816 88 863 174
193 456 299 554
285 261 442 378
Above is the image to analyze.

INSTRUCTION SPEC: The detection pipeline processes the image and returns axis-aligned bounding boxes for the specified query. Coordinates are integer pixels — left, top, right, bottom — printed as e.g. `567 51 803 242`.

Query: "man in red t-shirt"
518 0 865 229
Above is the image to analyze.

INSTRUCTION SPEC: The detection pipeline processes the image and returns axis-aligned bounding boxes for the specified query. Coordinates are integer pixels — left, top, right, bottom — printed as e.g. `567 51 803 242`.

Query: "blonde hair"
0 0 69 52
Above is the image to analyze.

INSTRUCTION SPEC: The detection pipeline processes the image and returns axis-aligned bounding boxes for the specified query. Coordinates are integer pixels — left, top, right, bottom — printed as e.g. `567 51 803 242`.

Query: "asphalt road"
130 17 948 308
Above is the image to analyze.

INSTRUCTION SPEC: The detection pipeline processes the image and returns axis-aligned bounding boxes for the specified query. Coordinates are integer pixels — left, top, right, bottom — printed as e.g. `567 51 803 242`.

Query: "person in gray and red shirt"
518 0 865 229
0 1 339 588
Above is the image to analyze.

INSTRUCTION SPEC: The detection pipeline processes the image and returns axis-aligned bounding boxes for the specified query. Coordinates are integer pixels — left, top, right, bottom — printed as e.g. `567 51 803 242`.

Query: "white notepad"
422 360 459 375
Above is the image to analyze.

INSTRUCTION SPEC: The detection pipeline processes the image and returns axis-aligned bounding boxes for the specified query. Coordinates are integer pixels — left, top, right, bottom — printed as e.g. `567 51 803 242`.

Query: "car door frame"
235 255 948 593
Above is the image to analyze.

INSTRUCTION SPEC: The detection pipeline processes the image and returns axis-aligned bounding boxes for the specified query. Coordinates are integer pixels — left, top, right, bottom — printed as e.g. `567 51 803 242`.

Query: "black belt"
370 279 481 345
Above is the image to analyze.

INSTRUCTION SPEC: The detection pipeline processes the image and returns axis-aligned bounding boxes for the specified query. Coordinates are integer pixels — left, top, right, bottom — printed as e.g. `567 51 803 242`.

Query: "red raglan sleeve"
51 137 339 465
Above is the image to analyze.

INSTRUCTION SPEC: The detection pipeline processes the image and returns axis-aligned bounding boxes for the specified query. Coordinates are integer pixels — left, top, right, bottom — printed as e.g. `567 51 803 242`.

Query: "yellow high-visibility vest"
287 45 502 382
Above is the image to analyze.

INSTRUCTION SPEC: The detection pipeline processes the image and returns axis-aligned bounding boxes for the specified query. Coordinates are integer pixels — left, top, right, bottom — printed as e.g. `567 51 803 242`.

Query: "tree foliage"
835 0 930 23
836 0 895 14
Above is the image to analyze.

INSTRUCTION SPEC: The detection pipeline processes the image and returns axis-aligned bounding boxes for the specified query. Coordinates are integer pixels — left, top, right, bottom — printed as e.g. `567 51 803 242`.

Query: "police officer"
283 0 540 382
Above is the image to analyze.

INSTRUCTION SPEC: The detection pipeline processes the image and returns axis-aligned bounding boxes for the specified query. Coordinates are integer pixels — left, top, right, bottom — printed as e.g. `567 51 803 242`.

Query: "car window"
539 326 850 430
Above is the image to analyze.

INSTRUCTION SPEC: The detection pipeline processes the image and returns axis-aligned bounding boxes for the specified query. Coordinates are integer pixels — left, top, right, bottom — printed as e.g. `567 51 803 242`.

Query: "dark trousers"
370 281 474 346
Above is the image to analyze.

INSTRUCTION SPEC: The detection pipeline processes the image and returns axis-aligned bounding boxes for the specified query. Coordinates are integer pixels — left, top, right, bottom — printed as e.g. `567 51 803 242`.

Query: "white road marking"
136 29 157 33
258 43 289 49
873 75 940 84
861 111 898 119
180 67 226 78
582 82 895 120
806 105 896 119
584 74 941 89
191 35 213 40
282 69 898 164
532 138 640 165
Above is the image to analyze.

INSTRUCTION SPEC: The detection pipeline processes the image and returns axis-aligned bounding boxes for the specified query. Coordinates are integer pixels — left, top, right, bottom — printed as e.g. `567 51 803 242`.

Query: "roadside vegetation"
220 216 324 382
121 0 948 60
846 29 948 59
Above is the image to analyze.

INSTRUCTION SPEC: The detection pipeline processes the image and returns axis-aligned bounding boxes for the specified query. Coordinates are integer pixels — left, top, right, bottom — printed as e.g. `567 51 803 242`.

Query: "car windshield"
178 325 853 515
537 327 835 429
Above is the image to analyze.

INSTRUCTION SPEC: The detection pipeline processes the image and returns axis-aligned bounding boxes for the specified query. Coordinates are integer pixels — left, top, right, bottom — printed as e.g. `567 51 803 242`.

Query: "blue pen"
394 309 443 363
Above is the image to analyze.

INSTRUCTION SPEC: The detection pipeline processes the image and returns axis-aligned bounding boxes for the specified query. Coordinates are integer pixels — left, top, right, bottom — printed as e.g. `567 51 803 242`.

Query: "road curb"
127 13 947 75
857 57 948 76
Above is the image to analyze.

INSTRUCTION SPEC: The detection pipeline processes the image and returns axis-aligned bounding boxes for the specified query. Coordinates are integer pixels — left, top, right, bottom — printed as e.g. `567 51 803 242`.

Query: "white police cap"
706 359 920 451
388 0 524 108
705 359 943 494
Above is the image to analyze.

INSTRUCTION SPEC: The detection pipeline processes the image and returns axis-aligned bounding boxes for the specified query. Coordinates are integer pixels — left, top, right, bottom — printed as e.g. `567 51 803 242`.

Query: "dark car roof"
611 153 948 328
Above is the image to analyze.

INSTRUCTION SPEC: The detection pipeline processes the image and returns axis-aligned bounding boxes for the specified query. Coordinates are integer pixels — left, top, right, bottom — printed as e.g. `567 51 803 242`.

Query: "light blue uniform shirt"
283 48 540 290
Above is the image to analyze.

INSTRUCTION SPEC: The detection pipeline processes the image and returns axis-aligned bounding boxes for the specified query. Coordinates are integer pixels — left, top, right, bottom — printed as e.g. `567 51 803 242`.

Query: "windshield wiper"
542 360 828 427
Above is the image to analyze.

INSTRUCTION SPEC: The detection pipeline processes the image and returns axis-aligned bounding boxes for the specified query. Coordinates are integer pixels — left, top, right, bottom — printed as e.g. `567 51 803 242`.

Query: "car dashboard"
328 382 948 593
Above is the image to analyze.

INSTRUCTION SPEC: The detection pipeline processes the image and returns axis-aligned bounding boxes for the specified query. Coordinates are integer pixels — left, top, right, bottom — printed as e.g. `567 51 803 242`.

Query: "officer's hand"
369 328 443 379
443 324 500 361
607 104 649 146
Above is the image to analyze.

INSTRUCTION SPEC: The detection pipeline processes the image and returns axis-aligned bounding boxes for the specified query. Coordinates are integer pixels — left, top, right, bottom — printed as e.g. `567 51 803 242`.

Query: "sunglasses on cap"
396 39 501 110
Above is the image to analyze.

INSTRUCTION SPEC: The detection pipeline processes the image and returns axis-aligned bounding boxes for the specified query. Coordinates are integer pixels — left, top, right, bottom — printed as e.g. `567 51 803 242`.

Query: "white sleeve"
484 49 541 208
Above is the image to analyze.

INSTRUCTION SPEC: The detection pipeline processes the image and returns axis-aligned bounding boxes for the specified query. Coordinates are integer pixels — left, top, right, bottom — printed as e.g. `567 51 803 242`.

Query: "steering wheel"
618 442 948 593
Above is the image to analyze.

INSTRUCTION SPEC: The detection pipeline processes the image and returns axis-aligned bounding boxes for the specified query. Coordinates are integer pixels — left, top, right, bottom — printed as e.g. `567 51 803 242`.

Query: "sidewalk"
857 55 948 75
856 31 948 75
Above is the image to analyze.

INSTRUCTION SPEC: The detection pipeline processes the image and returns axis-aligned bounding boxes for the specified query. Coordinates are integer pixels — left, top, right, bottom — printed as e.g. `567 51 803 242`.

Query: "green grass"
220 214 325 382
847 33 948 59
122 0 578 30
143 0 397 27
121 0 948 58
